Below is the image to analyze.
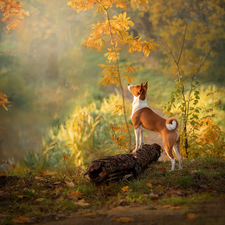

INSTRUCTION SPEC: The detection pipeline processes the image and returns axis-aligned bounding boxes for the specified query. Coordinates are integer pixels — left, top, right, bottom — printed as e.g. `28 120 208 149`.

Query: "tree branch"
177 11 190 65
104 7 132 151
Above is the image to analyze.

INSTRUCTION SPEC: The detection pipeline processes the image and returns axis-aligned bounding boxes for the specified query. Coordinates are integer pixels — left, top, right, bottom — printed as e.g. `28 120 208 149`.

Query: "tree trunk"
84 144 161 185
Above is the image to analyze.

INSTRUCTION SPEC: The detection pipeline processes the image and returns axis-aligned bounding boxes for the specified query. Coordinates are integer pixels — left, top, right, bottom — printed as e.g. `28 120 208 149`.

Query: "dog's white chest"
131 96 149 117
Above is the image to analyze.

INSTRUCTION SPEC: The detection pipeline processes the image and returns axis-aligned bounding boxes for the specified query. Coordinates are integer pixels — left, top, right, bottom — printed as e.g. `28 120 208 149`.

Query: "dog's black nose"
128 84 130 86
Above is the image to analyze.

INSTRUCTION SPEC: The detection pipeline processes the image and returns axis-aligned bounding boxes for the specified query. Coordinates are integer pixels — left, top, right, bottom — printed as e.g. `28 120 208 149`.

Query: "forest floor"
1 157 225 225
34 199 225 225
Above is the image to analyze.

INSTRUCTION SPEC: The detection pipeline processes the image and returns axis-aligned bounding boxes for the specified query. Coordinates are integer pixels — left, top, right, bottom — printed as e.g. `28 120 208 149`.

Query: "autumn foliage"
0 92 10 111
0 0 29 32
67 0 158 87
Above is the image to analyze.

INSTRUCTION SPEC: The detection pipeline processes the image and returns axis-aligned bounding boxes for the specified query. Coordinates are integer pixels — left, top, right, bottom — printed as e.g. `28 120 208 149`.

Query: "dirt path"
35 199 225 225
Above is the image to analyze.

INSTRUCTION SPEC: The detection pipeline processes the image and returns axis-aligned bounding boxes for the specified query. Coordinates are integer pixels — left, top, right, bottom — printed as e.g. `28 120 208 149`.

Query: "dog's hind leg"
162 134 176 171
165 147 175 171
161 145 175 171
173 139 182 170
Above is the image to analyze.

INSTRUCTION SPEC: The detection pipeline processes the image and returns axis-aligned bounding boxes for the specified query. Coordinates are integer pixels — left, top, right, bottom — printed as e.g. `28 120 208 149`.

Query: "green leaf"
194 100 198 105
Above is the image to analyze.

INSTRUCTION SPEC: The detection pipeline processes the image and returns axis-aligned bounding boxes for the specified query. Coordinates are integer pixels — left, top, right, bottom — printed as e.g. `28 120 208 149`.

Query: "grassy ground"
0 156 225 224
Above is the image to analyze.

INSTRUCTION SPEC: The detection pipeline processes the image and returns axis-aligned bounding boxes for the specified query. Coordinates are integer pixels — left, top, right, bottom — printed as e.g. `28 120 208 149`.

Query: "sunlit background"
0 0 224 169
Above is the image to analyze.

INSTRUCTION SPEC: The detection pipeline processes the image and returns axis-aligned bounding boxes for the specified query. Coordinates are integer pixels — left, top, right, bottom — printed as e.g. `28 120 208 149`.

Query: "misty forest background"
0 0 225 170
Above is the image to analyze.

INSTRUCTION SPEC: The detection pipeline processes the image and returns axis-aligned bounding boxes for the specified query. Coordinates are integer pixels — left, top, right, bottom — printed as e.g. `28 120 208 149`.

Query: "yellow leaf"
131 66 138 73
147 183 153 188
121 186 129 192
98 64 107 67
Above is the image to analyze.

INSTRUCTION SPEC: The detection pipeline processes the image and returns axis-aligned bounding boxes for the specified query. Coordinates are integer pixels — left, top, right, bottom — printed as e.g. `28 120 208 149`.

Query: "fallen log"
84 143 161 185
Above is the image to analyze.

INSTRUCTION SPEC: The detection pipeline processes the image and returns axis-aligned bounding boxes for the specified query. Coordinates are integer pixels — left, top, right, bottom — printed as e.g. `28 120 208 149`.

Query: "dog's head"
128 81 148 100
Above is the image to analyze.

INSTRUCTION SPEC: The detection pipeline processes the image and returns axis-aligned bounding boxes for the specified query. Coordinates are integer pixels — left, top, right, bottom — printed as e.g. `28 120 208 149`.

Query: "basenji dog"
128 81 182 171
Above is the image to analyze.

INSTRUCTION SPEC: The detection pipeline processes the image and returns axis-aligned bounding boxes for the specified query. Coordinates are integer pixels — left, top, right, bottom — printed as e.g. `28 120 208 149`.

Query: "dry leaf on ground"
34 176 44 180
150 196 160 201
33 198 44 204
12 216 30 223
53 181 61 185
186 213 195 220
84 213 95 217
108 183 116 187
170 188 182 195
45 171 58 176
65 181 75 188
74 199 89 207
170 206 184 210
113 217 134 222
57 196 64 201
71 191 82 196
149 193 159 197
17 195 28 199
162 204 173 208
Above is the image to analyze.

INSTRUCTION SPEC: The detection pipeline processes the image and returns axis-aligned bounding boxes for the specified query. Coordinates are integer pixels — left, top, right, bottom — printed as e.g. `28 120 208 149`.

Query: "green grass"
0 156 225 224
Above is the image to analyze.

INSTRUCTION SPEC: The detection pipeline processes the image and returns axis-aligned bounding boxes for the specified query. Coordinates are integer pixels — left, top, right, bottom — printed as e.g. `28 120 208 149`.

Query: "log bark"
84 143 161 185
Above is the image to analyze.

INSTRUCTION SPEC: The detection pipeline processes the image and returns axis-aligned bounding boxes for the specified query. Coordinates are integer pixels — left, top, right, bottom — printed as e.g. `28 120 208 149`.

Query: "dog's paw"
132 149 138 154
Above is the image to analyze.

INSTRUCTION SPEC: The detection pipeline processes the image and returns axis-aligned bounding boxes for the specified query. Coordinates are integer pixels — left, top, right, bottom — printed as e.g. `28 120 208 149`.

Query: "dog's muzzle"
127 84 134 91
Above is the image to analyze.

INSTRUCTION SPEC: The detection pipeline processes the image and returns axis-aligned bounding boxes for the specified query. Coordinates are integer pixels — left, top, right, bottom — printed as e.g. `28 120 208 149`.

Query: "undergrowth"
1 157 225 224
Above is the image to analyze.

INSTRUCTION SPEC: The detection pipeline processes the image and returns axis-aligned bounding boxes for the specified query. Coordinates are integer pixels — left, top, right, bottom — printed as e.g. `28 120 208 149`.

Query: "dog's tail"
165 117 179 131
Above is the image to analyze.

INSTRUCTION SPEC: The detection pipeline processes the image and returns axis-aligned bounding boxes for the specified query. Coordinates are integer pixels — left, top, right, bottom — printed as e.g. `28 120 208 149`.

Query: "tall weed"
22 93 132 170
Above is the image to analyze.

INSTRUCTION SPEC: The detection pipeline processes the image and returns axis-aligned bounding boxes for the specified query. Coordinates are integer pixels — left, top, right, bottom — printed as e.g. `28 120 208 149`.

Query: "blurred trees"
0 0 28 161
130 0 225 84
0 0 103 160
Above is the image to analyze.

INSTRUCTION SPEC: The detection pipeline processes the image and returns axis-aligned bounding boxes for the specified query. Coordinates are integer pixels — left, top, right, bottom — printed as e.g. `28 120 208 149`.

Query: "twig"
194 42 213 75
177 12 190 65
102 5 132 151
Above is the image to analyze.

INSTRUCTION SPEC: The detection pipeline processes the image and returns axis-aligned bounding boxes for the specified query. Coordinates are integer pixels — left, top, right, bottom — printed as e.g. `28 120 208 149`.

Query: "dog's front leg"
133 128 140 153
140 129 144 148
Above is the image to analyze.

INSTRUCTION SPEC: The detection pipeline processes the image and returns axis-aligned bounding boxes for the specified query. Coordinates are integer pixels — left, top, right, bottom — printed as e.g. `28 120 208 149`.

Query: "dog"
128 81 182 171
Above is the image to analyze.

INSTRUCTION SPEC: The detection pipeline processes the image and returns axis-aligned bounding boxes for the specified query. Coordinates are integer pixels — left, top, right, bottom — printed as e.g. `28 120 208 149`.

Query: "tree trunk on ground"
84 143 161 185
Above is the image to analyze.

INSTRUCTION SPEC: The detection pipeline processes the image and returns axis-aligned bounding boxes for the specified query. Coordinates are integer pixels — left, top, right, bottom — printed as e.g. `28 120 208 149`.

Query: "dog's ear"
144 81 148 89
138 83 144 94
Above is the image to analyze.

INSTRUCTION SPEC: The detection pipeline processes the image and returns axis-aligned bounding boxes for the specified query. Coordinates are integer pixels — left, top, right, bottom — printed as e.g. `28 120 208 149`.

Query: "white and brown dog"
128 81 182 171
